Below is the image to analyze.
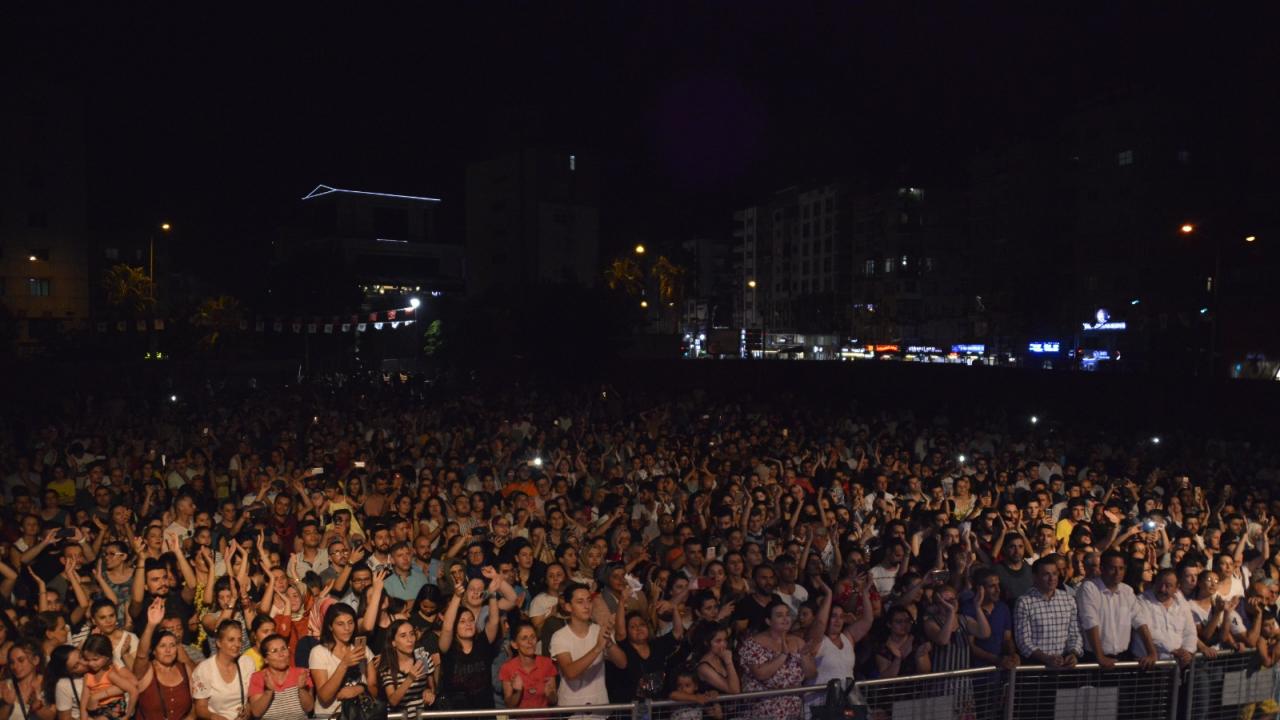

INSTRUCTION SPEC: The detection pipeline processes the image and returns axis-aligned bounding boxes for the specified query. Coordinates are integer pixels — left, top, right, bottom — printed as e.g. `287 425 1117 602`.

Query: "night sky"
6 4 1277 285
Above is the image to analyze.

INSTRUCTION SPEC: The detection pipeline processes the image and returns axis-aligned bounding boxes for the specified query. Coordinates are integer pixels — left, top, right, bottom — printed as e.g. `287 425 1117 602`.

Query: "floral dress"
738 635 805 720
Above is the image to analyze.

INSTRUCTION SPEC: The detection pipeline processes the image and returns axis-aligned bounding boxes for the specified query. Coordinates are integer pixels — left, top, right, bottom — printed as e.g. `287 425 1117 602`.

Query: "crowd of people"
0 375 1277 720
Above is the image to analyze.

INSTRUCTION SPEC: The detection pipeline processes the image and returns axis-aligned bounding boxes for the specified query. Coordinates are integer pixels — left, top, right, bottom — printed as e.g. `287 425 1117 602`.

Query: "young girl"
80 635 138 720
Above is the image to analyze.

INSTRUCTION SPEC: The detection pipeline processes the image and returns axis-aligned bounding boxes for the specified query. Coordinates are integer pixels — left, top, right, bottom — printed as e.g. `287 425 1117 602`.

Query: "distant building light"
907 345 943 354
569 154 576 171
951 344 986 354
1028 341 1060 353
375 238 409 244
1200 307 1209 314
1130 298 1140 305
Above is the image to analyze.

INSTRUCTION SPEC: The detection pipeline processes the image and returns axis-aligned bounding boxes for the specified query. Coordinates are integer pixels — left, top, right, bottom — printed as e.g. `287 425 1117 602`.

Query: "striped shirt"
380 654 437 714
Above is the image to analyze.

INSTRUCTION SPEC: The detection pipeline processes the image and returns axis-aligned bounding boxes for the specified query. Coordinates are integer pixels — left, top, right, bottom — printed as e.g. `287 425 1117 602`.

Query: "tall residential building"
465 149 600 297
0 90 89 349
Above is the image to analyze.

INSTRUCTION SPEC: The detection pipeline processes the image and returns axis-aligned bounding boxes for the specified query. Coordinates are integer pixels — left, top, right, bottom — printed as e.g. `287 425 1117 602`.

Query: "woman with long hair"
247 635 313 720
191 621 256 720
688 623 740 696
436 567 501 710
0 641 50 720
308 604 375 720
377 619 435 716
46 645 86 720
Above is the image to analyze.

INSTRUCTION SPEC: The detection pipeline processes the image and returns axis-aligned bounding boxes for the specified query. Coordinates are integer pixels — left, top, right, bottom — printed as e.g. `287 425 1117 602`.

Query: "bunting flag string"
92 306 417 334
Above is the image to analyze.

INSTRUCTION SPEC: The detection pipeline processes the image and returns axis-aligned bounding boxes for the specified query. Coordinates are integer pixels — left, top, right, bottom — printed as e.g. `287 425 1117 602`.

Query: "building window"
883 258 894 274
864 259 876 276
1118 150 1134 166
104 247 119 260
569 154 576 171
28 278 51 297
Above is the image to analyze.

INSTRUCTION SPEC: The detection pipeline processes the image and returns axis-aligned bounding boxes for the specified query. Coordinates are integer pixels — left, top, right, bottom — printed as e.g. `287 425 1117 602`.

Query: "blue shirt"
964 598 1013 666
385 565 430 601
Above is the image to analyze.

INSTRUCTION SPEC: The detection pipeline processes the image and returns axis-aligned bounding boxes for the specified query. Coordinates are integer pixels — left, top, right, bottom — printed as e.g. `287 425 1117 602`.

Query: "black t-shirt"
438 633 497 710
606 634 679 701
132 590 192 627
731 593 778 632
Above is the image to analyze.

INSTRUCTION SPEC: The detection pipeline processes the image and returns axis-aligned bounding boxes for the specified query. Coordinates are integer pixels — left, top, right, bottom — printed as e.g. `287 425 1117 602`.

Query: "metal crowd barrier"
1008 659 1180 720
1184 650 1276 720
382 652 1274 720
385 683 830 720
854 666 1002 720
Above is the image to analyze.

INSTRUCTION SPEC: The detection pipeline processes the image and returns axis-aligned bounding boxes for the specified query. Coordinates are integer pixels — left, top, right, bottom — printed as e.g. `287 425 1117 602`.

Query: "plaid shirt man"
1015 585 1084 659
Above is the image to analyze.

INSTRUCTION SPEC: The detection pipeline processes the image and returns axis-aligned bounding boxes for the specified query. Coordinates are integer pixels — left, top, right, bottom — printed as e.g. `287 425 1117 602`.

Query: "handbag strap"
69 679 81 716
236 661 245 707
11 677 27 720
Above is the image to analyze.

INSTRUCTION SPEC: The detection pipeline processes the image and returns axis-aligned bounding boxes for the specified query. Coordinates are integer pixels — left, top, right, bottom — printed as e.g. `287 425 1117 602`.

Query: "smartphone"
352 636 367 654
57 528 76 540
354 461 366 469
413 647 429 664
311 467 324 475
705 546 717 562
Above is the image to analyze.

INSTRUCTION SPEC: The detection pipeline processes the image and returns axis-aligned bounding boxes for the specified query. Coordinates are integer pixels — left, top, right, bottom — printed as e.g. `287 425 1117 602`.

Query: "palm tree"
102 264 155 314
650 256 687 306
603 257 644 296
191 295 243 348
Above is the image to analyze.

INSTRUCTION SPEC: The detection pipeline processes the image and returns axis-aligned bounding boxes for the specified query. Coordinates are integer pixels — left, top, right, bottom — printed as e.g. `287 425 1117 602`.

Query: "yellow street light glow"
634 244 645 254
1246 235 1257 243
160 223 172 231
640 300 649 308
28 255 37 262
1180 223 1195 234
747 279 757 288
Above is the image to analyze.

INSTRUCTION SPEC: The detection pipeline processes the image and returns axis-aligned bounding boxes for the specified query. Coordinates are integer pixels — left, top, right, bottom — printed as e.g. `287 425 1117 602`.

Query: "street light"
640 300 648 308
634 244 645 255
160 222 171 232
747 279 757 289
1180 223 1195 235
1246 235 1257 243
408 297 421 309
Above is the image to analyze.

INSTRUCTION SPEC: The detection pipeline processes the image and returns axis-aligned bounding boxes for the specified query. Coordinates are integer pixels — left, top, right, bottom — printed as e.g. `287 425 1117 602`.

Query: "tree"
190 295 243 349
603 257 644 296
423 319 446 357
102 264 155 314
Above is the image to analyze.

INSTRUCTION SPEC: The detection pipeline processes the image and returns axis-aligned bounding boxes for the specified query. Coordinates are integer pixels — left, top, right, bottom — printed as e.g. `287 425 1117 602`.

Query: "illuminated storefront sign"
907 345 943 353
951 344 986 354
1028 341 1061 353
1083 308 1126 331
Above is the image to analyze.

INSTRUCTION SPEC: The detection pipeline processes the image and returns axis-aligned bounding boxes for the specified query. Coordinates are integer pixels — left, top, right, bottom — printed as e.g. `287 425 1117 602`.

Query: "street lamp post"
150 222 172 301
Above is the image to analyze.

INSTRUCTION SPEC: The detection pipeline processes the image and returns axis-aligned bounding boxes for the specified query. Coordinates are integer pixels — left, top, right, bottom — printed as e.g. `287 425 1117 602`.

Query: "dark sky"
6 3 1276 273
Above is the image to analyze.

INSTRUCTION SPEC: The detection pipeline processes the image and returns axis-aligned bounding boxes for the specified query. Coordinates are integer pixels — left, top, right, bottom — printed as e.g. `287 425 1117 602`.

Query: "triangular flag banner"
274 321 283 332
96 322 107 333
323 324 333 334
239 320 249 330
357 323 367 332
136 320 147 331
255 321 265 332
391 321 400 329
404 319 414 327
116 321 126 332
374 322 384 330
388 310 397 320
291 323 301 333
341 324 351 333
155 319 166 330
307 323 317 334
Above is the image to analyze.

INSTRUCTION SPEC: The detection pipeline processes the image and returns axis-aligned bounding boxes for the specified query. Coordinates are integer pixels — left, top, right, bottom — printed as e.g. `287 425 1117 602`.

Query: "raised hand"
147 597 166 626
511 673 524 693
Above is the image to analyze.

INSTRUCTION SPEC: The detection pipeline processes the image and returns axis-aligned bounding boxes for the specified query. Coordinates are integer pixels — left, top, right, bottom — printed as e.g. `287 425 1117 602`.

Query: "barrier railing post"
632 697 651 720
1005 667 1017 720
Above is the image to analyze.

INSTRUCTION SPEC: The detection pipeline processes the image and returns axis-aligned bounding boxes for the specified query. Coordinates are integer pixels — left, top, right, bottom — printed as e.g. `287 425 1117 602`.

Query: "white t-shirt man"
308 644 374 717
191 655 257 720
550 623 609 708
